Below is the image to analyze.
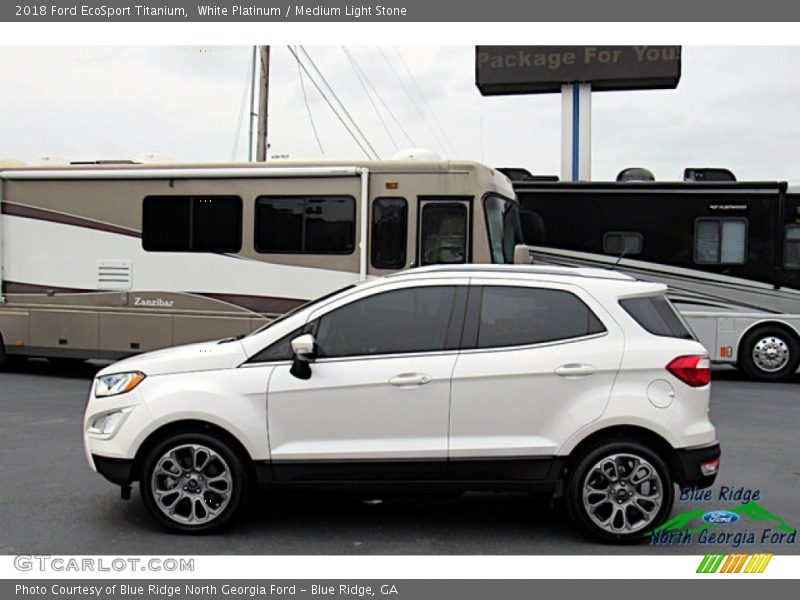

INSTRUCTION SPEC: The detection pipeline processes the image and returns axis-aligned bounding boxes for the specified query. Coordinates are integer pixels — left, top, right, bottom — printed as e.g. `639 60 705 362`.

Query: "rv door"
417 198 472 266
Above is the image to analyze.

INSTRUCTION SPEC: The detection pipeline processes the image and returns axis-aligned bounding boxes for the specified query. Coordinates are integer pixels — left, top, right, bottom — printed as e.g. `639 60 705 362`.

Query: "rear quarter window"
619 295 693 340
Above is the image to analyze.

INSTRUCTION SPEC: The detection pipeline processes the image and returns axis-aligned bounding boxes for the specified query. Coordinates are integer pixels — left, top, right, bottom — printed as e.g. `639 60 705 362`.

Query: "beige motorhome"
0 158 523 365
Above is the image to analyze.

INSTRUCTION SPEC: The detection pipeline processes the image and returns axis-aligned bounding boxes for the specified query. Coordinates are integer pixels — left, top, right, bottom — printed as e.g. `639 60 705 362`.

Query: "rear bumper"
674 442 721 489
92 454 134 487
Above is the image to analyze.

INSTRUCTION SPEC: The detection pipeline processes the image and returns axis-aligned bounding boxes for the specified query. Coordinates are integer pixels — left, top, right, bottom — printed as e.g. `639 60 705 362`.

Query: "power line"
342 46 398 152
286 45 374 160
299 46 381 160
378 46 449 156
348 48 417 148
393 47 458 156
295 46 325 155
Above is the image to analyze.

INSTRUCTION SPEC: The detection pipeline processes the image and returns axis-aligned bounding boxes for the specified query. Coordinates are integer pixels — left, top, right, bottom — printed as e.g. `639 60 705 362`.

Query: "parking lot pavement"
0 360 798 555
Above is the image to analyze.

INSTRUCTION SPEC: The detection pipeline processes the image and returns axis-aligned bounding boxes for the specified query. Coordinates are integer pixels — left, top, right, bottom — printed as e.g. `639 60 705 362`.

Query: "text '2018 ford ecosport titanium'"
84 265 720 542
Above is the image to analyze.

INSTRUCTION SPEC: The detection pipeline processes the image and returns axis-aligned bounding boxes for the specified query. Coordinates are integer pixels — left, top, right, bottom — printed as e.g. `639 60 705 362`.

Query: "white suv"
84 265 720 542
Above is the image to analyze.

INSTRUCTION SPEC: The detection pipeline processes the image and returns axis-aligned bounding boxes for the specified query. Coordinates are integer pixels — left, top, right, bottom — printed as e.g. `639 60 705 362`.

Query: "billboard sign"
476 46 681 95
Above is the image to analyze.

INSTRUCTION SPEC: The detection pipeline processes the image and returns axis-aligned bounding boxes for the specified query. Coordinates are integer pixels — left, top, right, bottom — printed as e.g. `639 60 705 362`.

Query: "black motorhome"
506 168 800 292
503 168 800 382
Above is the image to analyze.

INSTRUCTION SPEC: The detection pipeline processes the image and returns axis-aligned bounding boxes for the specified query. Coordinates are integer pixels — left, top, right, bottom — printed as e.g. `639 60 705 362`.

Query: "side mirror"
290 333 316 380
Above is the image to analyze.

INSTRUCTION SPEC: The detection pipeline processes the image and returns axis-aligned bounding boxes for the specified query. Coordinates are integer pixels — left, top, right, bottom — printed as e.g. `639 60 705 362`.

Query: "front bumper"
92 455 135 486
674 442 721 488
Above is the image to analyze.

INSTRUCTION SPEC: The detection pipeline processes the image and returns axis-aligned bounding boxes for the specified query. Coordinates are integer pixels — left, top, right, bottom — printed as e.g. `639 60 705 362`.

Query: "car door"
449 280 624 480
267 280 468 481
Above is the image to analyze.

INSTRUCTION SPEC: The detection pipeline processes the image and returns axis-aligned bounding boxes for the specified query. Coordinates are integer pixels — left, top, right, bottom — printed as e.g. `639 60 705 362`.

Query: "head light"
95 371 146 398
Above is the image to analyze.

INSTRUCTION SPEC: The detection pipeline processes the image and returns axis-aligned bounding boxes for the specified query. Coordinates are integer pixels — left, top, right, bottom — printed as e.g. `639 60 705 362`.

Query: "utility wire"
299 46 381 160
378 46 449 156
231 49 254 161
393 47 458 156
286 45 374 160
342 46 398 152
347 48 417 148
295 46 325 155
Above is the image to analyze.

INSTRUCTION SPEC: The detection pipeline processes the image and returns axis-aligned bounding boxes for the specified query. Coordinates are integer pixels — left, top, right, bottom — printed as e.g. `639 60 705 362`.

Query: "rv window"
142 196 242 253
475 286 606 349
484 194 524 264
619 295 693 340
694 218 747 264
784 225 800 269
255 196 356 254
603 232 643 256
420 203 467 265
371 197 408 270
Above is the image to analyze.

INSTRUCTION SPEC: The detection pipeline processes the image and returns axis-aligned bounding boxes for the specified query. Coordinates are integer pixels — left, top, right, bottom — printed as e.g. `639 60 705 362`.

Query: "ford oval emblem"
703 511 739 525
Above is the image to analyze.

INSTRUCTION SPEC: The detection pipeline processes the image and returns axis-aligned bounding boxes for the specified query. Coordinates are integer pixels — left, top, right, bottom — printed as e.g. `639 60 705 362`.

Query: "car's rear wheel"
566 441 674 543
739 326 800 382
139 432 250 533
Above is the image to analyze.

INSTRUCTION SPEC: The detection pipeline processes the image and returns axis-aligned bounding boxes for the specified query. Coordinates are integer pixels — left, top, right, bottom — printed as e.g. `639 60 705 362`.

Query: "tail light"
700 457 720 476
666 355 711 387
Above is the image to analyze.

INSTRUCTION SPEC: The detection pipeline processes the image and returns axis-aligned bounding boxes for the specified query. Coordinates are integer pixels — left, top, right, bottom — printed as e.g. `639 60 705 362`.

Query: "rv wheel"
739 326 800 382
0 335 25 371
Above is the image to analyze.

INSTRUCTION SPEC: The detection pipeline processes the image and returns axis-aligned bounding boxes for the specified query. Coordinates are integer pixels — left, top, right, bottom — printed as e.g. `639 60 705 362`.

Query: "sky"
1 46 799 182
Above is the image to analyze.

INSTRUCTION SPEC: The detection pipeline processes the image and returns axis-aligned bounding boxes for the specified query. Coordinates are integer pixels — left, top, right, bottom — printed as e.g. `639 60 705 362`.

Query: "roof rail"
390 264 635 281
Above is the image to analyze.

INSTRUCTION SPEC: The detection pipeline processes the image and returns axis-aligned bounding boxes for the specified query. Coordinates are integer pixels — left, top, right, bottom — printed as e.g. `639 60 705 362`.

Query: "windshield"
247 284 357 337
484 194 524 264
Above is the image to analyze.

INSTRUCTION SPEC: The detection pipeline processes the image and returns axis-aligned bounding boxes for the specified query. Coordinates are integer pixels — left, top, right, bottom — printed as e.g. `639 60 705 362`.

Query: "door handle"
389 373 432 387
555 364 597 377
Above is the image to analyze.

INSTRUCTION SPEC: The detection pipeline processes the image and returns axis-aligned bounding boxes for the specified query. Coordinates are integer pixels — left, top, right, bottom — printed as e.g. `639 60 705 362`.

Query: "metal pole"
560 83 592 181
256 46 271 162
248 46 256 162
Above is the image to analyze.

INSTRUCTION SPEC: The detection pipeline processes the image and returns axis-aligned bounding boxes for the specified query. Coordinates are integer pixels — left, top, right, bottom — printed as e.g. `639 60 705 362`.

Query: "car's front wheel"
139 432 250 533
566 441 674 543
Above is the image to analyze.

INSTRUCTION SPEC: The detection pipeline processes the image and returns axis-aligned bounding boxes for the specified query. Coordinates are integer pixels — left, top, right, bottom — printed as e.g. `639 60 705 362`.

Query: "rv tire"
0 335 24 371
739 326 800 382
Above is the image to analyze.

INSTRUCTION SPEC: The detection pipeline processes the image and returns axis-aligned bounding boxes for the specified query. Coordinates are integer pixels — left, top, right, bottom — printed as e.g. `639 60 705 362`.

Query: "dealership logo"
646 501 796 548
703 511 740 525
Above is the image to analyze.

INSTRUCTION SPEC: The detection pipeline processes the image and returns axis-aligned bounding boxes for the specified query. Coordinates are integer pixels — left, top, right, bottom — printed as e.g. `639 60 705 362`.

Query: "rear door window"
619 295 693 339
473 286 606 349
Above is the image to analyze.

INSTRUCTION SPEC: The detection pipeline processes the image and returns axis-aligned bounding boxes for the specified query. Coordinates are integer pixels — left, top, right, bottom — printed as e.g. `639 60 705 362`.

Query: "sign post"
561 82 592 181
475 46 681 181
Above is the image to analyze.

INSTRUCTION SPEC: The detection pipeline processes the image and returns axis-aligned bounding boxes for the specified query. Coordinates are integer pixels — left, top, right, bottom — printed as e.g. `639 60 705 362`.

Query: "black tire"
0 335 25 371
139 431 250 533
738 326 800 382
566 440 674 544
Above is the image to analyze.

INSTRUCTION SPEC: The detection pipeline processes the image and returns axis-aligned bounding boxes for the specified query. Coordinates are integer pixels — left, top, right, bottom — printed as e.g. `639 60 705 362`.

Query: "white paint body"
84 266 717 470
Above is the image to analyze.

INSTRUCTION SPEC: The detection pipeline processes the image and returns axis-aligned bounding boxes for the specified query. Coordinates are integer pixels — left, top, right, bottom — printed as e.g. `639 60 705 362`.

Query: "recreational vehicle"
506 168 800 381
0 159 522 366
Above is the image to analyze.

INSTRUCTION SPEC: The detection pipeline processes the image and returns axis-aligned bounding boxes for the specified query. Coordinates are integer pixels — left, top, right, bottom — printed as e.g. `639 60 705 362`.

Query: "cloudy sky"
1 46 799 182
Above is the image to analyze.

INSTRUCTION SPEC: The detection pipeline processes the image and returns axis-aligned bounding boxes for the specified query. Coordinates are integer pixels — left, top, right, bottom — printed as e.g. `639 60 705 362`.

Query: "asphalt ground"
0 360 798 555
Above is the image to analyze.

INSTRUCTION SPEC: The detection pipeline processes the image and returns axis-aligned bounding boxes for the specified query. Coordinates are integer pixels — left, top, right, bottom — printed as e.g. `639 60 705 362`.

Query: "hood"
97 339 247 377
